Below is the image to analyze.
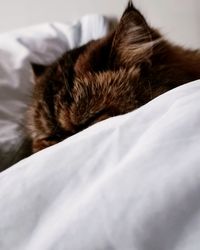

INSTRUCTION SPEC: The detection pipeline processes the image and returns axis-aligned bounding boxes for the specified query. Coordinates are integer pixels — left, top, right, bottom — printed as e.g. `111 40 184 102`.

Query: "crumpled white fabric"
0 15 110 169
1 12 200 250
0 80 200 250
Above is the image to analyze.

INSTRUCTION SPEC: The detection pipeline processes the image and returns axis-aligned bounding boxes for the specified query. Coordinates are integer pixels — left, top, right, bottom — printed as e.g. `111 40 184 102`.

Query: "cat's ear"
31 63 47 78
110 1 159 67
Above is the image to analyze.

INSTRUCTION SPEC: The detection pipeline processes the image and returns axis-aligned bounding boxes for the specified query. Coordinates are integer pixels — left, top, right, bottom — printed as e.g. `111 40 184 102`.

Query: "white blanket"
0 15 200 250
1 80 200 250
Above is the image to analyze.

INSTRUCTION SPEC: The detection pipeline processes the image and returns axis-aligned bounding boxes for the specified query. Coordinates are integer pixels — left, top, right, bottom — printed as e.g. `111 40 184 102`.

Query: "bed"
0 12 200 250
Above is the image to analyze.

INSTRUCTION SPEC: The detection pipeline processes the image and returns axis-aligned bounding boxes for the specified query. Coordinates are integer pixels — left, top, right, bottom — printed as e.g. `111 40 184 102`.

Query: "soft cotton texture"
0 14 200 250
0 80 200 250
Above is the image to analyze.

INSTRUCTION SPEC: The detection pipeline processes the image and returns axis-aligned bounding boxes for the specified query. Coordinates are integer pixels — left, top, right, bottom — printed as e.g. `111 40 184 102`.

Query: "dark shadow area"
0 137 32 172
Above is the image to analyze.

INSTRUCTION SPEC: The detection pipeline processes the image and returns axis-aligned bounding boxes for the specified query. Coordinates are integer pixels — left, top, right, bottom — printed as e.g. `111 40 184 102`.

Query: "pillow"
0 15 110 170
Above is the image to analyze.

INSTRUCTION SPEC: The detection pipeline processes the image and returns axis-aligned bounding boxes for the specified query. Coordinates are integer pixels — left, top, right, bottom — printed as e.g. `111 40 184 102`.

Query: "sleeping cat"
27 1 200 153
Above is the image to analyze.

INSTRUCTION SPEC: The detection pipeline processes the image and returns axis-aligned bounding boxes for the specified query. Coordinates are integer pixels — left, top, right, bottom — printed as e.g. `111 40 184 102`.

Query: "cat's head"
27 1 198 153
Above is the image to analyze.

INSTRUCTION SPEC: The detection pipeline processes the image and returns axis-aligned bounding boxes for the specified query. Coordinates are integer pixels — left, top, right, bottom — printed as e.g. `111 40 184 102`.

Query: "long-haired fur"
27 1 200 152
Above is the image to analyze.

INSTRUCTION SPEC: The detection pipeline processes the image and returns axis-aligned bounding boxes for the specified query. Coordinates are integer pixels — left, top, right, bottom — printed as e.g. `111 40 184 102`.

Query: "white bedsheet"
0 80 200 250
0 13 200 250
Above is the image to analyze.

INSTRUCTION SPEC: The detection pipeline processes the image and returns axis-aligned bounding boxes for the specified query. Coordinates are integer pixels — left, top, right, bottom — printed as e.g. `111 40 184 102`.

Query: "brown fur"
27 1 200 153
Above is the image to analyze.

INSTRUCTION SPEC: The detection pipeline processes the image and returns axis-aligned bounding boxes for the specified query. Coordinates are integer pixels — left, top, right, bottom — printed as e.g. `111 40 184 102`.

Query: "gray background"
0 0 199 47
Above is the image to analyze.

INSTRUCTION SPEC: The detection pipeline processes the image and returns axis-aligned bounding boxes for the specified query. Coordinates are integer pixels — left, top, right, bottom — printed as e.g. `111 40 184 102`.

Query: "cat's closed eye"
27 1 200 153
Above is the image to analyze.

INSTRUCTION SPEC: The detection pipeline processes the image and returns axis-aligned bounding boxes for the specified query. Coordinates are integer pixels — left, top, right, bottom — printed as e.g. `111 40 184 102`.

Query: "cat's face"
28 40 142 152
27 2 200 153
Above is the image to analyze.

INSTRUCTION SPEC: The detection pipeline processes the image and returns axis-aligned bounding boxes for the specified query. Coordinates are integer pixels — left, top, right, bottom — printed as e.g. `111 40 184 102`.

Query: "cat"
27 1 200 153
